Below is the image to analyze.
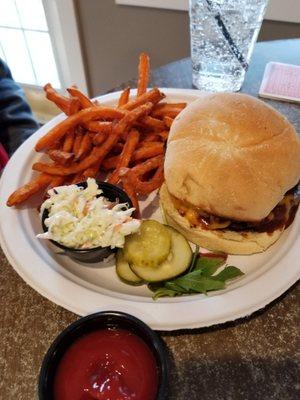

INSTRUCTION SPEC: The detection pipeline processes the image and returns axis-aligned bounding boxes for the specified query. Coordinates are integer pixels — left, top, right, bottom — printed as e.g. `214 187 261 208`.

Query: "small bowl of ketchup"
38 311 169 400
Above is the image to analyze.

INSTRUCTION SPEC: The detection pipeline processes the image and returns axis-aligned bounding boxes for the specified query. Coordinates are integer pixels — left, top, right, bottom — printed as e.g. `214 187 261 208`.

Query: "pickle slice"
123 220 171 268
116 250 143 285
130 226 192 282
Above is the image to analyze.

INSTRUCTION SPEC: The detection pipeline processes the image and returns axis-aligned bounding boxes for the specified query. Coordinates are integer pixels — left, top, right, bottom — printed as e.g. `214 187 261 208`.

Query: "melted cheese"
171 192 298 231
171 196 230 229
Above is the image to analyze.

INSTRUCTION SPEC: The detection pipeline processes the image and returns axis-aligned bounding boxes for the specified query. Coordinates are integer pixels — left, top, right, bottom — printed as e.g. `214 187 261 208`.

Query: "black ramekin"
41 181 133 263
38 311 169 400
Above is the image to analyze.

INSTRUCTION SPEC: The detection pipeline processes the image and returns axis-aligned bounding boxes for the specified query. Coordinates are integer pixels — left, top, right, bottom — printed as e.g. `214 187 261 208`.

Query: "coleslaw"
37 178 140 249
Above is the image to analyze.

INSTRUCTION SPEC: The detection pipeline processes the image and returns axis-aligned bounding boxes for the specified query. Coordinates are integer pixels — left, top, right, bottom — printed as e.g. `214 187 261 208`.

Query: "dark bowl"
41 181 133 263
38 311 169 400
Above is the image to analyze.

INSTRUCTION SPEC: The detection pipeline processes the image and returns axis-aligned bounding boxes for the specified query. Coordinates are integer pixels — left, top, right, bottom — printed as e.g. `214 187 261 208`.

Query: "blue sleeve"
0 59 40 155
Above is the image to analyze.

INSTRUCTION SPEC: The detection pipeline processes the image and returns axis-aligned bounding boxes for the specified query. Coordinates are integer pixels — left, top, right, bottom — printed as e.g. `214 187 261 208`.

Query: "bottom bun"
159 183 284 255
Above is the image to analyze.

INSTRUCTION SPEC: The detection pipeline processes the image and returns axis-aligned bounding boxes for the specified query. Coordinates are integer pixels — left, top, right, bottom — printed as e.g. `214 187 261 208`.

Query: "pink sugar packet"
259 62 300 103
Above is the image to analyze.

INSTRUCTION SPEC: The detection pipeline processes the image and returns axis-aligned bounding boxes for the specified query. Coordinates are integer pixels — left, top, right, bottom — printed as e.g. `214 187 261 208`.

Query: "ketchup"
53 329 158 400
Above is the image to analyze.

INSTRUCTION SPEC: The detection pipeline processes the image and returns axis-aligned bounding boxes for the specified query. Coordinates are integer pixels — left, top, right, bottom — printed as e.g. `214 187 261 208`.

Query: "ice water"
189 0 268 92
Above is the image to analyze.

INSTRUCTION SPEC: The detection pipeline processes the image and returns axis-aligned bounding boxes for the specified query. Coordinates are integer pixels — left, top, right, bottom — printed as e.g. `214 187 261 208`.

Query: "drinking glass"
189 0 269 92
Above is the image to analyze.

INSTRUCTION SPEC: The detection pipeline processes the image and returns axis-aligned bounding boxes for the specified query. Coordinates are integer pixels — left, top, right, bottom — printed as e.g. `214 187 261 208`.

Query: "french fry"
131 155 163 175
68 97 81 115
138 115 166 131
152 102 187 111
70 172 85 184
133 142 164 161
34 104 153 175
108 129 140 184
35 107 125 152
62 130 75 152
59 174 76 186
34 131 119 177
87 112 163 133
156 109 183 119
47 149 74 165
163 116 173 129
44 83 71 115
8 53 174 207
151 103 186 119
33 145 109 176
139 163 164 195
118 87 131 107
85 121 112 133
141 133 161 143
111 142 124 154
72 130 84 157
137 141 158 148
82 162 100 179
121 87 165 111
118 102 153 140
92 131 109 146
157 130 169 142
102 155 118 171
125 163 164 196
94 102 151 145
76 134 92 160
48 140 62 150
121 174 140 218
82 127 122 171
137 53 150 97
67 87 95 109
48 175 65 189
6 174 53 207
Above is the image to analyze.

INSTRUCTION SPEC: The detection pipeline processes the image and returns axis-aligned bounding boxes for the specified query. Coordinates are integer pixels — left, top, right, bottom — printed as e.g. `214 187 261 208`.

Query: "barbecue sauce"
172 185 299 234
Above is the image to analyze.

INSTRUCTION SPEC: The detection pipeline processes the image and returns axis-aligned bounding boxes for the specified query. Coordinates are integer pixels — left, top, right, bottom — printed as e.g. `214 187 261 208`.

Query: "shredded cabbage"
37 178 140 249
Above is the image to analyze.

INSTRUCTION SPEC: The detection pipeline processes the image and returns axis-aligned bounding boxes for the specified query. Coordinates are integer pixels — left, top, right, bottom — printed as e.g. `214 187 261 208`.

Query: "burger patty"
171 185 299 234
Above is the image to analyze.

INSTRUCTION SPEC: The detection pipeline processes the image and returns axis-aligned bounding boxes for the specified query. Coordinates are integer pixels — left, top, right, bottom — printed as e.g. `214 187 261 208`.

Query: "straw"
205 0 249 70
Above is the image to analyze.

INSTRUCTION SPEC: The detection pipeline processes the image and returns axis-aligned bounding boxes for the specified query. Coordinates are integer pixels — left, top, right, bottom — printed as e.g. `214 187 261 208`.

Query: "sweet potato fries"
7 53 187 215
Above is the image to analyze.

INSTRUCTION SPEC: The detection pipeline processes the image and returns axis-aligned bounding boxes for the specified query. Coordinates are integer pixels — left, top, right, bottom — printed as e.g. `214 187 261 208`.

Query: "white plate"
0 88 299 331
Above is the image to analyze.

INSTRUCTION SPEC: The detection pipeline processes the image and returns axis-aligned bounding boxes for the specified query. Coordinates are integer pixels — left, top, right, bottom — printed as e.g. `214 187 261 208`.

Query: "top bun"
164 93 300 221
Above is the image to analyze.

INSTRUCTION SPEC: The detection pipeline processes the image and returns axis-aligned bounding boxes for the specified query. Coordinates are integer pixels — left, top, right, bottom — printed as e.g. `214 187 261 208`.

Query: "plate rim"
1 87 299 331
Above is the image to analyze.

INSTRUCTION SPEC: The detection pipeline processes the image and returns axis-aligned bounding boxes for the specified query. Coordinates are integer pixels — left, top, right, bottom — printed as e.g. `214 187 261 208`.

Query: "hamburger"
160 93 300 255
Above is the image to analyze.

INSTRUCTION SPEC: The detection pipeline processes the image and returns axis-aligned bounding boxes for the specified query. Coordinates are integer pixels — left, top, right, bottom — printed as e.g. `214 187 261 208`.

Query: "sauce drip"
53 328 158 400
173 185 299 234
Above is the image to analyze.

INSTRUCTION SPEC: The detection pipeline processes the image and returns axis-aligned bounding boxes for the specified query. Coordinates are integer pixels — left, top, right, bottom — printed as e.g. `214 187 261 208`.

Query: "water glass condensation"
189 0 268 92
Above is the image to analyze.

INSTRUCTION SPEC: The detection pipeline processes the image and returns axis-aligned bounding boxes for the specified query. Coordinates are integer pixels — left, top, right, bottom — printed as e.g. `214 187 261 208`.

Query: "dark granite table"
1 39 299 400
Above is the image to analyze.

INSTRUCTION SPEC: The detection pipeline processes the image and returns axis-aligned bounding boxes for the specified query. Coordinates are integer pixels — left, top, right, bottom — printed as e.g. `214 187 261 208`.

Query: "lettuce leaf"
149 253 243 300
